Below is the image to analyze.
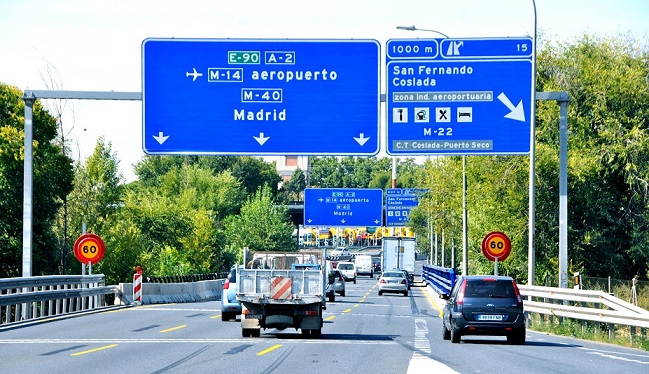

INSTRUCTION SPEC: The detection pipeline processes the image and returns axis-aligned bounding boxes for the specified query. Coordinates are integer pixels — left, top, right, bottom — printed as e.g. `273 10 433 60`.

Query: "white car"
330 247 350 257
336 261 356 284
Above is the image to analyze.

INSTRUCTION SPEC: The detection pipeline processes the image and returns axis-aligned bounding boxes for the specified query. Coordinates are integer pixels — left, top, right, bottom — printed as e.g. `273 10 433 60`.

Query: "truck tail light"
300 310 319 316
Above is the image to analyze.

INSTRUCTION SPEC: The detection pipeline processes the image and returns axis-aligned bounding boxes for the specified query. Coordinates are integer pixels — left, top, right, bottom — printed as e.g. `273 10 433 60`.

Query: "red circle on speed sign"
481 231 511 262
73 233 106 265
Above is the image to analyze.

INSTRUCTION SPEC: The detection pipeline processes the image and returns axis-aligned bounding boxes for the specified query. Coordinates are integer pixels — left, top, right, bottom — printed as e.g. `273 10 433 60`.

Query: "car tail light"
511 280 523 306
401 279 407 285
223 278 230 290
338 275 344 282
482 277 497 282
380 279 386 284
456 280 467 306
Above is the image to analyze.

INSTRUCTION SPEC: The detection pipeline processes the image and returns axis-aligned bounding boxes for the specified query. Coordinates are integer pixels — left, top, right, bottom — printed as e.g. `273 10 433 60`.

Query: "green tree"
281 167 306 202
96 164 245 282
535 34 649 280
0 84 74 277
225 185 295 260
134 155 282 198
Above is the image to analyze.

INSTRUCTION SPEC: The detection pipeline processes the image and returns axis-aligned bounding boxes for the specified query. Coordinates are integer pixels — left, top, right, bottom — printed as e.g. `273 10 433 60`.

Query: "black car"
372 261 381 273
400 269 415 288
440 275 526 344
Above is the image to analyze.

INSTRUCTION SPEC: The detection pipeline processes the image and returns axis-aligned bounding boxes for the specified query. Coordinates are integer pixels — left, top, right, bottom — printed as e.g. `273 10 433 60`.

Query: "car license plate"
477 314 503 321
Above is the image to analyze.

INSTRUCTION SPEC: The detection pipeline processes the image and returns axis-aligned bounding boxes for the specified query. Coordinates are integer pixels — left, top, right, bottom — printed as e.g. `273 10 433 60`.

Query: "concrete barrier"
115 279 224 305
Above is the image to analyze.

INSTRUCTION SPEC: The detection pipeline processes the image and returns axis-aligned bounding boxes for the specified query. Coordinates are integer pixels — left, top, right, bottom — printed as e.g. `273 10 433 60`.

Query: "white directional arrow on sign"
253 133 270 145
497 92 525 122
153 132 170 144
354 133 371 146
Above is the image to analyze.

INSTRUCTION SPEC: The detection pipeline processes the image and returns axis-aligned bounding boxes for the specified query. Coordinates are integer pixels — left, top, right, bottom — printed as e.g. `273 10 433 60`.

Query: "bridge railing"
421 264 456 295
0 275 121 326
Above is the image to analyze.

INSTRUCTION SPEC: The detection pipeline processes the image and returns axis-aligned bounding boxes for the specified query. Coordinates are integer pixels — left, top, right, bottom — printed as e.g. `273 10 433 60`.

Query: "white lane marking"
580 347 649 364
407 318 459 374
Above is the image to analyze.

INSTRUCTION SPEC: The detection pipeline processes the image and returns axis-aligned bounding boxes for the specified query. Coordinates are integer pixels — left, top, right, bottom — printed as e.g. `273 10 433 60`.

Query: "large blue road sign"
385 188 428 226
304 188 383 227
142 39 381 155
386 37 533 155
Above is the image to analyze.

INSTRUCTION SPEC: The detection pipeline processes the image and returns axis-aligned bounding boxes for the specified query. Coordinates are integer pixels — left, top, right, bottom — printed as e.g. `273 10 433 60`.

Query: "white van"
354 254 374 278
336 261 356 284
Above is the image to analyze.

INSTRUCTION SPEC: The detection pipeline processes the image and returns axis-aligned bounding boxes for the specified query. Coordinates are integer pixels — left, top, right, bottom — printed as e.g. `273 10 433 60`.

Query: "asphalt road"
0 275 648 374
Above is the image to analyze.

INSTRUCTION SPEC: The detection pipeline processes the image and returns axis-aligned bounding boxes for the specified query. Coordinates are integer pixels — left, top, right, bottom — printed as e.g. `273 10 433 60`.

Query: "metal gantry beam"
21 90 141 277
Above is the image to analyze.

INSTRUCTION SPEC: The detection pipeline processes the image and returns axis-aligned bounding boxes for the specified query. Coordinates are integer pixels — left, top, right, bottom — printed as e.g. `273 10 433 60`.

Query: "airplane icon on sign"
185 67 203 81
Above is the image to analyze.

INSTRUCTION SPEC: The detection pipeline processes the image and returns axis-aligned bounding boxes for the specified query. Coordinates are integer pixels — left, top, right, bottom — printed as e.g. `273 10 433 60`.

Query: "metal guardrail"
519 284 649 339
0 275 121 326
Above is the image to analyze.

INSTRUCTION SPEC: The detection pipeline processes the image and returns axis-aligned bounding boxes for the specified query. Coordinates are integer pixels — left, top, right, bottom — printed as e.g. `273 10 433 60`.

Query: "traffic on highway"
1 264 648 374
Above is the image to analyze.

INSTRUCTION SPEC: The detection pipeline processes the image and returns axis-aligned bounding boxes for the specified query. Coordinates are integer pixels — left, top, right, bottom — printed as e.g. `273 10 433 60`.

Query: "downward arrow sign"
153 132 169 144
254 132 270 145
497 92 525 122
353 133 370 146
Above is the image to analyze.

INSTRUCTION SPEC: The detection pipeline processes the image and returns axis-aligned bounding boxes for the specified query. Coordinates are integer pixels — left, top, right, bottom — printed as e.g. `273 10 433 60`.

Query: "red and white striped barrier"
133 273 142 304
270 277 292 299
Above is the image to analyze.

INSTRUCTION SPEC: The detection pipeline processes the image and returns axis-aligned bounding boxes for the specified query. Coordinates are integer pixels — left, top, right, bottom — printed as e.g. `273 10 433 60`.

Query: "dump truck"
236 248 327 338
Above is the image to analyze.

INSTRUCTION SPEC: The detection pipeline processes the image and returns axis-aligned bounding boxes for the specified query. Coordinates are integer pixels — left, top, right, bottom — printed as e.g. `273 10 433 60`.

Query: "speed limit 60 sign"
73 233 106 265
481 231 511 262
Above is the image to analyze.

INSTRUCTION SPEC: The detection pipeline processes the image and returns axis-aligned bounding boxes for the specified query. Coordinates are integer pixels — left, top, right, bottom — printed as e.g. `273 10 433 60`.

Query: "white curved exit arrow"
497 92 525 122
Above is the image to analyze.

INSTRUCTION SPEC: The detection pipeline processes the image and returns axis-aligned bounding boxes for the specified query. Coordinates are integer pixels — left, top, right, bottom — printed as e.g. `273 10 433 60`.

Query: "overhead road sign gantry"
304 188 383 227
385 188 428 227
386 37 533 156
142 38 381 156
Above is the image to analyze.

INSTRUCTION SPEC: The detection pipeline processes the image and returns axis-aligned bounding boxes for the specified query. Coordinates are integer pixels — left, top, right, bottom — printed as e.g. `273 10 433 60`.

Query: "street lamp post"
396 25 468 275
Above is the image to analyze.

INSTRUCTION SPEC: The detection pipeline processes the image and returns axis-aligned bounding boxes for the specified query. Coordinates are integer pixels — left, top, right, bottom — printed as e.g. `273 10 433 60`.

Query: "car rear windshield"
464 279 514 297
383 272 404 278
338 264 353 270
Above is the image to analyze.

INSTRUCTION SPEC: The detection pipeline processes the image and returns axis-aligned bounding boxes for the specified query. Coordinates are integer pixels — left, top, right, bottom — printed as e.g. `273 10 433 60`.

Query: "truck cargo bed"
236 269 324 305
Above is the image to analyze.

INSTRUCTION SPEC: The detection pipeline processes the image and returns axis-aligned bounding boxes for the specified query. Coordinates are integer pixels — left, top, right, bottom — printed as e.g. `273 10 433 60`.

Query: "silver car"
328 270 346 296
378 270 409 297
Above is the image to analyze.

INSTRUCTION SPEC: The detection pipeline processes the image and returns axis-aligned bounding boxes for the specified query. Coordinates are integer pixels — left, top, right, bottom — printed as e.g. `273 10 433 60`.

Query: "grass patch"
529 314 649 351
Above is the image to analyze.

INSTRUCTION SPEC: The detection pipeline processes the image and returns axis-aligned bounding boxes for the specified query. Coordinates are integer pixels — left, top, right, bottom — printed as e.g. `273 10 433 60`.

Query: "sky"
1 0 648 182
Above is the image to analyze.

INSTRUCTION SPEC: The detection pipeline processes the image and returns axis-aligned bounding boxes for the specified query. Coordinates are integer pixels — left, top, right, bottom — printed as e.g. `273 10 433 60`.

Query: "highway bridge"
1 264 648 373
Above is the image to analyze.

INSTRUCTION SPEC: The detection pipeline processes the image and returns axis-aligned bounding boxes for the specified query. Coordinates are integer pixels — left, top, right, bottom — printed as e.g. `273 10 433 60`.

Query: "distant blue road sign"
386 37 534 155
142 38 381 156
304 188 383 227
385 188 428 226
